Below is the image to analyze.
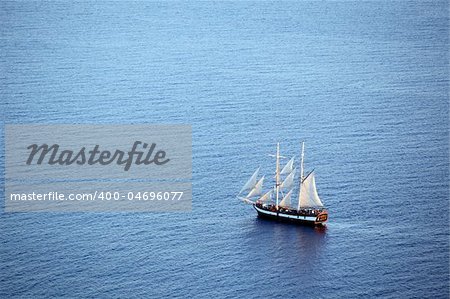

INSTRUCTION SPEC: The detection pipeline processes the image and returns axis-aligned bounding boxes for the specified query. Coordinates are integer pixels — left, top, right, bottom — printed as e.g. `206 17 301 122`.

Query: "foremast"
275 142 280 210
297 141 305 212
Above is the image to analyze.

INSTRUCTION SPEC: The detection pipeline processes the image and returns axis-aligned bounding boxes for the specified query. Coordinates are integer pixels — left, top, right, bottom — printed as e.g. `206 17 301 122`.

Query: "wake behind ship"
238 142 328 226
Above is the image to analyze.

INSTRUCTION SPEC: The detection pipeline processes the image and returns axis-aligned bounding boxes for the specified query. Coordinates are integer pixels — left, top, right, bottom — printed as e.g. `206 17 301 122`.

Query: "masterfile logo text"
26 141 170 171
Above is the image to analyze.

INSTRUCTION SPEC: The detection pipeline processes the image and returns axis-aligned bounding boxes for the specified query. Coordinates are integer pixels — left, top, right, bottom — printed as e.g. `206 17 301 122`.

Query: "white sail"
299 172 324 208
259 190 273 202
280 168 296 190
240 167 260 194
246 176 264 198
280 157 294 175
279 189 293 208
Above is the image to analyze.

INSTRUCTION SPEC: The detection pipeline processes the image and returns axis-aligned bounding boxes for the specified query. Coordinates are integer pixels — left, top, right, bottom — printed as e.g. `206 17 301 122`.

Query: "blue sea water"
0 1 449 298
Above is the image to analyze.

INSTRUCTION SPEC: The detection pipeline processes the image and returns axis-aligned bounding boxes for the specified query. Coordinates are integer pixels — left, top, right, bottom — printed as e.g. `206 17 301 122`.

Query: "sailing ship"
238 142 328 226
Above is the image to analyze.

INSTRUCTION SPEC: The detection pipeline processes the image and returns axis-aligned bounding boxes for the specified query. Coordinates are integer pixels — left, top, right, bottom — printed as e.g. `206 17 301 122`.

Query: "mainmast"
275 142 280 210
297 141 305 212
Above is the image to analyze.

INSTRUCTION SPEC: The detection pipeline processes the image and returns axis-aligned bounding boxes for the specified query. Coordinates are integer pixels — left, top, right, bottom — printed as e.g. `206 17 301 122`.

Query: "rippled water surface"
1 1 449 298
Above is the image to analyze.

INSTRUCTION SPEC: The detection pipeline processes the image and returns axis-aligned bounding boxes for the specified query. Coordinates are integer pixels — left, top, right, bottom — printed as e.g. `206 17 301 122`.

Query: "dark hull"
254 205 327 226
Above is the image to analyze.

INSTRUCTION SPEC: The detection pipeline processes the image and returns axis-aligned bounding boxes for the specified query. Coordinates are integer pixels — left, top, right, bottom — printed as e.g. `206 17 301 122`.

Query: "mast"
275 142 280 210
297 141 305 212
